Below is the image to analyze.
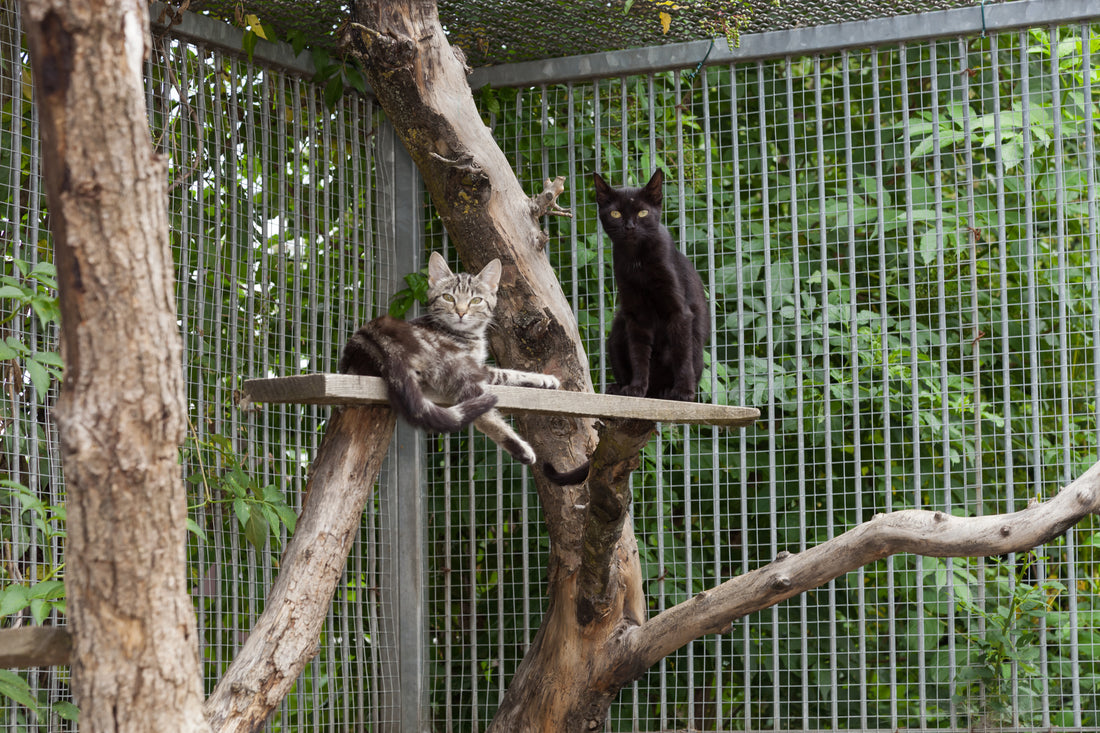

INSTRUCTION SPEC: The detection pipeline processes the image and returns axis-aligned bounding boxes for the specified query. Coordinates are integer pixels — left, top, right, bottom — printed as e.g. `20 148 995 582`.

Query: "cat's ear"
427 251 452 285
593 172 612 205
642 169 664 206
477 258 502 290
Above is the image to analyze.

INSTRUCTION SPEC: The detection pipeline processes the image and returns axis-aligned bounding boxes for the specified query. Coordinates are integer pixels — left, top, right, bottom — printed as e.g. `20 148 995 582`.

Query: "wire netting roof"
175 0 1006 68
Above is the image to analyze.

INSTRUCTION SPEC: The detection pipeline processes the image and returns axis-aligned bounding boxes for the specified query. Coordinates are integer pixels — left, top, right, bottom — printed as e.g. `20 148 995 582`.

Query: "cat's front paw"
657 387 696 402
615 384 647 398
541 375 561 390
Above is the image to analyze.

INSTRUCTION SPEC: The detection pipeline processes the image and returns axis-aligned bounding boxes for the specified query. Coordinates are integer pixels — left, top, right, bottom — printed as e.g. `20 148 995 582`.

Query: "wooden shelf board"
242 374 760 428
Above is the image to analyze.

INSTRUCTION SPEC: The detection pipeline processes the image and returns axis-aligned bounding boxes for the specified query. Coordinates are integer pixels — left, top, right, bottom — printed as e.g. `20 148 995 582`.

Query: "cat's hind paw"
501 437 537 465
453 392 498 427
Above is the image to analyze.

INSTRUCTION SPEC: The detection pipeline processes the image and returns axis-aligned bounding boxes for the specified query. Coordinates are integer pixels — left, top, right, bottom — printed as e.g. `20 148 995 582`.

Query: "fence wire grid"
3 3 1100 733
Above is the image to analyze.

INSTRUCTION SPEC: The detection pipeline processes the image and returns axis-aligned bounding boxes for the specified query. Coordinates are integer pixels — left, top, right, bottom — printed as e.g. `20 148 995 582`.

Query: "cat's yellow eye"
470 297 483 305
609 210 622 219
442 294 455 303
637 210 649 218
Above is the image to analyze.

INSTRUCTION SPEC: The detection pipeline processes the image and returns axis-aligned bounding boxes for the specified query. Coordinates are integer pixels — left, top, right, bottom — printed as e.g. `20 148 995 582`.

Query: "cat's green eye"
609 210 622 219
442 294 455 303
637 210 649 218
470 297 483 305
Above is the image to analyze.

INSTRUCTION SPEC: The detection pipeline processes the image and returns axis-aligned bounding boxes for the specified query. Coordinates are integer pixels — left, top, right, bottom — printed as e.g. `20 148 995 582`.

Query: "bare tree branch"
577 419 654 625
619 459 1100 678
204 406 395 732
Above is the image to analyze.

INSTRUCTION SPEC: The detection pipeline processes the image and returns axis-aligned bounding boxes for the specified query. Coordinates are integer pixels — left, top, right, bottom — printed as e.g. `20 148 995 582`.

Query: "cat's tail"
340 331 496 433
542 460 591 486
385 368 498 433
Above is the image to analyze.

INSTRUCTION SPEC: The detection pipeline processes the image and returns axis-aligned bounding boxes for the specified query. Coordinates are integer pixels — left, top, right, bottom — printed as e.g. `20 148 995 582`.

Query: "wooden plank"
0 626 72 667
242 374 760 428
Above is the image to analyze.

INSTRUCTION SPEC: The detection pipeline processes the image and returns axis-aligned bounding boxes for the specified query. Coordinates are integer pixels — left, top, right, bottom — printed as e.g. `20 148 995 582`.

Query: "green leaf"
0 669 40 710
0 585 31 617
4 336 29 357
919 230 940 266
232 498 250 526
32 351 63 368
324 76 344 110
186 518 208 542
311 48 332 77
51 701 80 721
25 358 50 397
286 29 308 56
30 295 61 327
345 65 368 96
273 502 298 534
0 284 27 300
30 598 49 625
242 30 258 61
29 261 56 279
244 511 270 552
28 580 64 600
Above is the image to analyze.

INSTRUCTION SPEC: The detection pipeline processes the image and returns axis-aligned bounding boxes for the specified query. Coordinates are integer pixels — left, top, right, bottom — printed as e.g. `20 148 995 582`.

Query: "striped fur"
339 252 560 465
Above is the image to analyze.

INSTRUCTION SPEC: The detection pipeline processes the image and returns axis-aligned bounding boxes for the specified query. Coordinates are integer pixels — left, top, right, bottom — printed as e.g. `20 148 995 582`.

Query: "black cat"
543 169 709 485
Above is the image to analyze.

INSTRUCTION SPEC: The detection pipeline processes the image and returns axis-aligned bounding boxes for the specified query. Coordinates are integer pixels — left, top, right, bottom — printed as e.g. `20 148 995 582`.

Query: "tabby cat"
339 252 560 465
544 169 709 485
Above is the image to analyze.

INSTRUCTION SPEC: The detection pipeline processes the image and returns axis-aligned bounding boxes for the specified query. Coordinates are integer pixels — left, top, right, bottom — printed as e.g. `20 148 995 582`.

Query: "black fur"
544 170 709 485
598 169 709 401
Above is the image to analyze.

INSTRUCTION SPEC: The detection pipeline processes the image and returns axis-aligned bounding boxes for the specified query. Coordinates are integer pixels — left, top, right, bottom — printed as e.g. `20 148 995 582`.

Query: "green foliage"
925 554 1065 725
0 480 65 626
0 670 77 724
184 432 297 554
235 11 369 110
389 269 431 317
0 259 61 402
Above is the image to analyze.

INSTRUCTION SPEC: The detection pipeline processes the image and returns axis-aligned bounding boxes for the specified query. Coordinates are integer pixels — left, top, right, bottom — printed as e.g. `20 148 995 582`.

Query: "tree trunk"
20 0 209 729
344 3 656 728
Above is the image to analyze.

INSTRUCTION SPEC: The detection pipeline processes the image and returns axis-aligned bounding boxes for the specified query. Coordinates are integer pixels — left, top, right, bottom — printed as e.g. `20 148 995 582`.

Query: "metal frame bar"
469 0 1100 89
376 119 429 733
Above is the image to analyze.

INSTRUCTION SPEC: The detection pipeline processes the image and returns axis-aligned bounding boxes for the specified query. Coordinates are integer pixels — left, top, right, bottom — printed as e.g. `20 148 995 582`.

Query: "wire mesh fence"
427 18 1100 732
149 30 401 730
4 3 1100 732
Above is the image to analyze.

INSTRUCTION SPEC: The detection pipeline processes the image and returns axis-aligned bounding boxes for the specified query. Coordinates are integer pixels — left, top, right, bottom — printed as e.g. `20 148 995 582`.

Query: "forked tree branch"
617 458 1100 678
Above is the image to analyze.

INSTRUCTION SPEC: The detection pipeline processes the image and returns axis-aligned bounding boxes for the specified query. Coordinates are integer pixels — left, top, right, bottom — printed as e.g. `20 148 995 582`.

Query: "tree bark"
20 0 208 729
344 3 661 729
204 406 396 732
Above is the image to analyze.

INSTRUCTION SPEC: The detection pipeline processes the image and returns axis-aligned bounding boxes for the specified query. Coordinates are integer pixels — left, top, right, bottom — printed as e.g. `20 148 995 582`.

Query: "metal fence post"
376 118 429 733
